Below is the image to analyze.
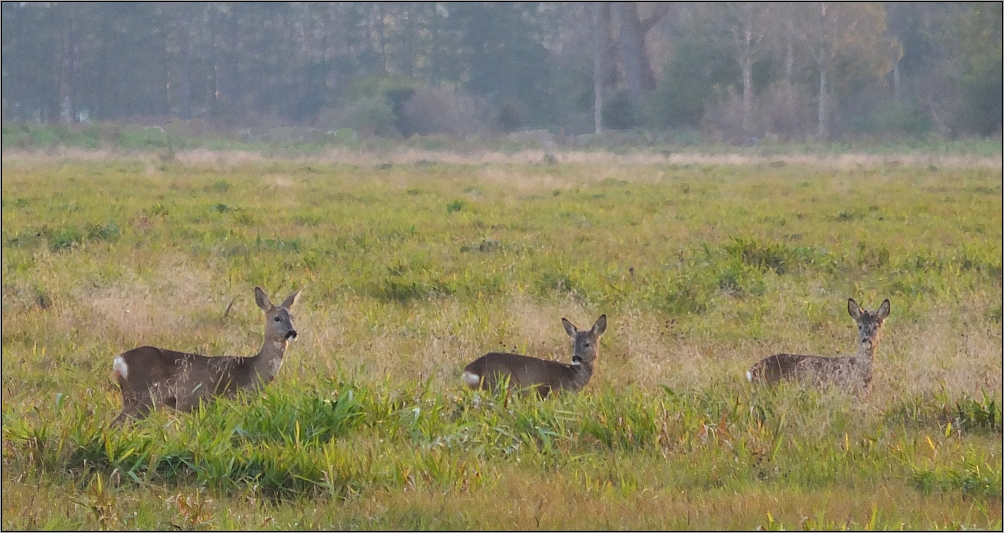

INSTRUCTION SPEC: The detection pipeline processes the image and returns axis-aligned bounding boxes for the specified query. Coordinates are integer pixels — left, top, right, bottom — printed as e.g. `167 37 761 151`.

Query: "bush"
602 90 638 130
400 87 490 137
317 97 397 137
316 74 424 137
0 123 108 149
760 82 814 140
700 86 748 139
852 99 933 138
644 31 738 129
496 99 529 132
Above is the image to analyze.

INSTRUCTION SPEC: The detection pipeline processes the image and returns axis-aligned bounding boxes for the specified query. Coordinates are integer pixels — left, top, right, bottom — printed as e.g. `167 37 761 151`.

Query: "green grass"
1 152 1001 529
3 122 1002 158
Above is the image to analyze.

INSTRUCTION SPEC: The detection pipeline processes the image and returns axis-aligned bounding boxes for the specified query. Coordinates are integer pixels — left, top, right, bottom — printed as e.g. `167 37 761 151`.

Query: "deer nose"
286 330 297 339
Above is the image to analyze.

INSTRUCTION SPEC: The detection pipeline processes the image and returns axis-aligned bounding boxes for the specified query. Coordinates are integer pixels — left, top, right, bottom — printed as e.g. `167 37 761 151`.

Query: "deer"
746 298 890 393
462 315 607 398
110 287 301 426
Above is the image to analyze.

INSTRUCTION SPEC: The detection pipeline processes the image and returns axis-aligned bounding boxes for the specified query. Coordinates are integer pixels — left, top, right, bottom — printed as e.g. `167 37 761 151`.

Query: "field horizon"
2 147 1001 529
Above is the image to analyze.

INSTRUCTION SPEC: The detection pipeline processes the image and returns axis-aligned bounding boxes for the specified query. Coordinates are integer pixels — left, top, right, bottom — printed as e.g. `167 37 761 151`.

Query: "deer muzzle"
286 330 298 340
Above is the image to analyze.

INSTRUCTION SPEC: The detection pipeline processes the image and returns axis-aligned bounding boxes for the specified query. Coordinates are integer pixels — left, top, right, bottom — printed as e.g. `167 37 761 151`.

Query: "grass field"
1 148 1001 529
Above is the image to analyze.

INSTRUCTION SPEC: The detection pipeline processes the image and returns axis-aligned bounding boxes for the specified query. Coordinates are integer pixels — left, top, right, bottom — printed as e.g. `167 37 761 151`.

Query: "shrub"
760 82 814 140
316 74 424 137
400 87 490 137
852 99 933 138
496 99 529 132
602 90 638 130
317 97 398 137
700 86 747 137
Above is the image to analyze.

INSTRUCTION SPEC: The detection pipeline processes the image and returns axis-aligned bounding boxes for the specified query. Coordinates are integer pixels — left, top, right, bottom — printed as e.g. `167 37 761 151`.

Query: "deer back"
114 347 259 409
746 298 889 391
747 353 866 388
462 314 606 397
463 352 582 397
111 286 300 425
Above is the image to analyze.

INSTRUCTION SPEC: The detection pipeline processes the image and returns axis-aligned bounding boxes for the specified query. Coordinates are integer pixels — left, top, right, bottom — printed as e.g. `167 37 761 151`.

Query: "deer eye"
274 316 281 322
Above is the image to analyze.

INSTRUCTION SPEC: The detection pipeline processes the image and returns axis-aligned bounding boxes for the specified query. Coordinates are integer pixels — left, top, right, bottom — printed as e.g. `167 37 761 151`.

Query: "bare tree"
58 3 77 122
168 2 196 119
794 2 893 140
593 2 612 133
613 2 668 102
720 3 772 131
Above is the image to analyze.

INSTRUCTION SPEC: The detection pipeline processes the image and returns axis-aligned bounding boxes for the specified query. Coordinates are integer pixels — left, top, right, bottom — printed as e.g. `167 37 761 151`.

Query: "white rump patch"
113 356 129 380
746 370 752 382
462 370 481 388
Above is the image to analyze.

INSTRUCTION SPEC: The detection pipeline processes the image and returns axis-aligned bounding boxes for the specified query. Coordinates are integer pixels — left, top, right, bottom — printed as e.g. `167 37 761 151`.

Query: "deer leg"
111 395 152 426
532 384 552 399
110 411 130 427
174 397 197 412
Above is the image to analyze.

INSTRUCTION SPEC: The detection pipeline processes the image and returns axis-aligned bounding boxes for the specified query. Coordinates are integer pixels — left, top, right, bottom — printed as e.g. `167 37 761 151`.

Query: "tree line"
2 2 1000 140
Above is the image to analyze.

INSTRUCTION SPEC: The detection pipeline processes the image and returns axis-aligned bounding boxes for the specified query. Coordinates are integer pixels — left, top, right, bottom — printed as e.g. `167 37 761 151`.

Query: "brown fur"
462 315 607 398
747 299 890 392
111 287 300 425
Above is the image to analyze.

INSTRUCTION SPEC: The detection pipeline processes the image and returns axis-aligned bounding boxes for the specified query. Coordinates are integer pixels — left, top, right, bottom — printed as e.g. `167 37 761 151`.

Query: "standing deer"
462 315 607 398
110 287 301 425
746 298 890 392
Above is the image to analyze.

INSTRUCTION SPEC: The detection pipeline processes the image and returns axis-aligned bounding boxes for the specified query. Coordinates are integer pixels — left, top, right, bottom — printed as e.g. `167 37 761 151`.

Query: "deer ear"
877 299 890 320
562 318 578 338
281 289 301 309
254 287 273 311
847 298 861 320
591 314 607 336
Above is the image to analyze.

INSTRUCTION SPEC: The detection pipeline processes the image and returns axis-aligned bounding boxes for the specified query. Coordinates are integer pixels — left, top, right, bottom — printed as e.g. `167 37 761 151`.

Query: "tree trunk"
376 3 387 73
738 22 755 133
593 2 607 134
430 3 441 87
177 3 194 119
892 58 901 101
58 3 76 123
817 47 829 140
615 2 656 102
212 4 241 118
208 6 218 116
738 51 755 131
816 2 830 141
160 16 171 117
596 3 616 92
328 4 349 103
785 32 794 83
402 6 415 77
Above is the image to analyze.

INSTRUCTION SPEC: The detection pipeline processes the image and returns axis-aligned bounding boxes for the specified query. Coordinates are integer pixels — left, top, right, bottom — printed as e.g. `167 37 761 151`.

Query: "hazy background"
2 2 1001 141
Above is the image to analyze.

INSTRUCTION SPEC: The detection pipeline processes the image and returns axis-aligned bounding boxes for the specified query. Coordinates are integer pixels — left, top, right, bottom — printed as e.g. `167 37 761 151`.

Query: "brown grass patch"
5 147 1001 171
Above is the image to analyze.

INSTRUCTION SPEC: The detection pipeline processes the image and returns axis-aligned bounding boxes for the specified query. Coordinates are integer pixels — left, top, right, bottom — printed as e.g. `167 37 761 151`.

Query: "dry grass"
4 145 1001 171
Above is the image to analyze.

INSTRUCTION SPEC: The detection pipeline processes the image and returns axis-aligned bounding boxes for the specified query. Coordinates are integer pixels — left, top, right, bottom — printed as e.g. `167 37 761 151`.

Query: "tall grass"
1 155 1000 529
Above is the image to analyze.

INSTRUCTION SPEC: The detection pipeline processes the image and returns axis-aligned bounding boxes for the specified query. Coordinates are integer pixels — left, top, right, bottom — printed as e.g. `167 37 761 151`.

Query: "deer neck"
568 358 595 390
854 336 878 373
251 337 289 384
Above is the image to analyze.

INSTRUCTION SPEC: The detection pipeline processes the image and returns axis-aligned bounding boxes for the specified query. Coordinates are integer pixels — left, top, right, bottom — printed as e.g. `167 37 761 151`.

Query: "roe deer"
746 298 890 392
110 287 301 425
462 315 607 398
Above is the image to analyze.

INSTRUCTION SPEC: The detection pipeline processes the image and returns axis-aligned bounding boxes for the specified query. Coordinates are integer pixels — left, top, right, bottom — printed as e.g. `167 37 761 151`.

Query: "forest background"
2 2 1001 143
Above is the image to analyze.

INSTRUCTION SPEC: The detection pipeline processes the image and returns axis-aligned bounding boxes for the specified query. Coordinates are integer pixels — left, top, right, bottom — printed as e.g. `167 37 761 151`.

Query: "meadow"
1 146 1001 529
